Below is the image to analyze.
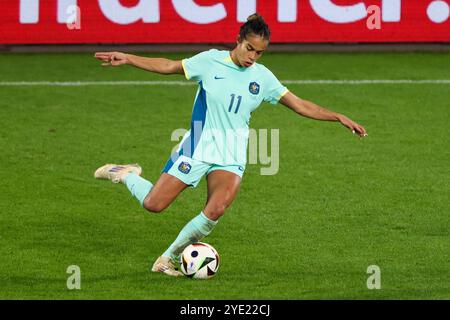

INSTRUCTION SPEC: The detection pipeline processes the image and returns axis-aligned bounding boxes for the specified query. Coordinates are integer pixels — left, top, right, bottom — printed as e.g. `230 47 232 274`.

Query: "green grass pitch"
0 52 449 299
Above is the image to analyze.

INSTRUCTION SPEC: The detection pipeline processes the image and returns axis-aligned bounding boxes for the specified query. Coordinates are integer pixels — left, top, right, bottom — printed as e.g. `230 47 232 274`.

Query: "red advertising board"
0 0 449 44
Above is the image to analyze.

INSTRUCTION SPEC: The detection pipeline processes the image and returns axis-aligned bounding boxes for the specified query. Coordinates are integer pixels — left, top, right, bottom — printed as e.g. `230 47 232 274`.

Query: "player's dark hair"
239 13 270 42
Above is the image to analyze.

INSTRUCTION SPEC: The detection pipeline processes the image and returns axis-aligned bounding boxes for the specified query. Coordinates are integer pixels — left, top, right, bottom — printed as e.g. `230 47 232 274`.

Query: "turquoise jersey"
177 49 288 167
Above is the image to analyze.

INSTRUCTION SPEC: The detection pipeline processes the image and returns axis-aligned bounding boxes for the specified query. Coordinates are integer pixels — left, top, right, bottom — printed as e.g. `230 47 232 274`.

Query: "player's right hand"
94 52 129 67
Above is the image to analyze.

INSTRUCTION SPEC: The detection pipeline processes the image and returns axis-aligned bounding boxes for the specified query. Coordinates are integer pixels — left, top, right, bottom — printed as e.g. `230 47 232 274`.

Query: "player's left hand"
338 115 368 138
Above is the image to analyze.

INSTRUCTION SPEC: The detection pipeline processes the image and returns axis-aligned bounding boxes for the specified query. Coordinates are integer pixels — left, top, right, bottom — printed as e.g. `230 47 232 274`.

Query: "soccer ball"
180 242 220 279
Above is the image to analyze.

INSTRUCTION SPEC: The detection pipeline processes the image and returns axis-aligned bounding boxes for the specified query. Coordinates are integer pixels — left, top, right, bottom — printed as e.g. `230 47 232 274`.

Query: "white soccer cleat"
94 163 142 184
151 256 183 277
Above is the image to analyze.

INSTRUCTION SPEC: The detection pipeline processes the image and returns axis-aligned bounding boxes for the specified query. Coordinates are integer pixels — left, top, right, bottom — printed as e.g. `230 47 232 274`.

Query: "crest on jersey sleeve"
249 82 260 95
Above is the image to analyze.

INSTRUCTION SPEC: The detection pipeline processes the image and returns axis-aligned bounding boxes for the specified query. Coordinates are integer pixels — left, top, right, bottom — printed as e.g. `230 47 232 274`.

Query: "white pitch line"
0 80 449 86
283 80 450 84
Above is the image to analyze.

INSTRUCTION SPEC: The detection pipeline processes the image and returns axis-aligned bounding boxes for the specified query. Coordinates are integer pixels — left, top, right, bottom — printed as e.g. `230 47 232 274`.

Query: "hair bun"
240 13 270 41
247 13 263 22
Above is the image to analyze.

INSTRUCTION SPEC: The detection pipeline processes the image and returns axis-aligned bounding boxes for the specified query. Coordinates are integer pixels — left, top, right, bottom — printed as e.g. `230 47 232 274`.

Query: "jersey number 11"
228 94 242 114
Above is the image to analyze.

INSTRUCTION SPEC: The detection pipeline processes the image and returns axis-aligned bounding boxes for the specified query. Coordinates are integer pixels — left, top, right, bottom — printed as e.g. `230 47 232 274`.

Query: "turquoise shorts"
162 155 245 187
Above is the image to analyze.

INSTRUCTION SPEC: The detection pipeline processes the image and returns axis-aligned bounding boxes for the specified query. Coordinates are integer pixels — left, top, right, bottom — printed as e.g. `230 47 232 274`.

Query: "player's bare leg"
143 173 189 213
203 170 241 221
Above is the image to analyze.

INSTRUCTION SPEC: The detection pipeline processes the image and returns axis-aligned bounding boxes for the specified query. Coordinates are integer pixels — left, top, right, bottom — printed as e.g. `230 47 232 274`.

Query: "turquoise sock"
162 212 218 260
124 173 153 206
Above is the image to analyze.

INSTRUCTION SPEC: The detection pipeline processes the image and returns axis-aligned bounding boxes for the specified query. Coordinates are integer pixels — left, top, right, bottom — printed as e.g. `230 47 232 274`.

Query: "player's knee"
207 204 226 220
143 198 166 214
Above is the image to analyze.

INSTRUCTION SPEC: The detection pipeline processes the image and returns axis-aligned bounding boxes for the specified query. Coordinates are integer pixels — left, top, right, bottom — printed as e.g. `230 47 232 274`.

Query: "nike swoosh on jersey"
214 76 226 79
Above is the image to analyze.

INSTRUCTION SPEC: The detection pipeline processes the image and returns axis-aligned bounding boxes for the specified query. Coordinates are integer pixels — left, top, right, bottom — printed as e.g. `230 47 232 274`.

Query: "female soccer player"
94 14 367 277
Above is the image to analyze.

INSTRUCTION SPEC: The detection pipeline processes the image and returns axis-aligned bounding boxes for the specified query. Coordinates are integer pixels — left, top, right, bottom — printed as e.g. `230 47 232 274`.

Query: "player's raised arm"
279 91 368 138
94 52 184 75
